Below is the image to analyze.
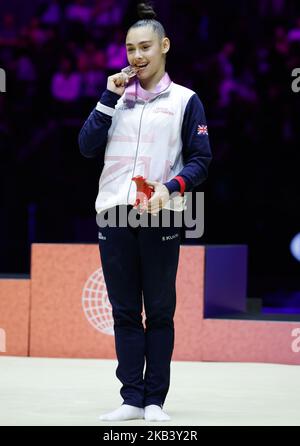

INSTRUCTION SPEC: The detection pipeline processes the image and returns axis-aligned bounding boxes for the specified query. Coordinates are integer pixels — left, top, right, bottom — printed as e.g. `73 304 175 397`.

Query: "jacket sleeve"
163 93 212 194
78 89 121 158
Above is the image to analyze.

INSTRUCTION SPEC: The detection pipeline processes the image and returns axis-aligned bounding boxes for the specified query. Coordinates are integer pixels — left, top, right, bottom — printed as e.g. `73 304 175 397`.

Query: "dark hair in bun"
128 2 166 40
137 2 157 20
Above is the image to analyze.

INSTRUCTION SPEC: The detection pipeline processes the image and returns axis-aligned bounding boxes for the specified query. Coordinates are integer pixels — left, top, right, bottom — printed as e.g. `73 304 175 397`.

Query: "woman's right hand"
107 72 130 96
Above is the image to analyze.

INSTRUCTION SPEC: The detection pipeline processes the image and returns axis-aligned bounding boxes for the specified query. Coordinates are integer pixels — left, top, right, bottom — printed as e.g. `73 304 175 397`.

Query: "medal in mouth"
121 65 139 78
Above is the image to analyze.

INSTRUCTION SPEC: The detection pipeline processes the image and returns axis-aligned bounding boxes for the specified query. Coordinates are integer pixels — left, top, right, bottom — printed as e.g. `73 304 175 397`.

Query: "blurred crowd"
0 0 300 295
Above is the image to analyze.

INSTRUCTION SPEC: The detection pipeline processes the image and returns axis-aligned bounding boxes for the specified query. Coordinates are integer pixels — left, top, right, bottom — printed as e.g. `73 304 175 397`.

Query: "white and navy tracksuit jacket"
78 72 212 215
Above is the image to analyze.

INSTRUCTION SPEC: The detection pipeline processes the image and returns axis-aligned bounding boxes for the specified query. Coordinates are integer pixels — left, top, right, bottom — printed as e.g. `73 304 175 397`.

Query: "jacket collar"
124 72 172 104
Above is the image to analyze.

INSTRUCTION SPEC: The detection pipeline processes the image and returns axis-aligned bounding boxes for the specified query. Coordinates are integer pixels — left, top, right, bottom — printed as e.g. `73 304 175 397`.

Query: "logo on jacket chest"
152 107 175 116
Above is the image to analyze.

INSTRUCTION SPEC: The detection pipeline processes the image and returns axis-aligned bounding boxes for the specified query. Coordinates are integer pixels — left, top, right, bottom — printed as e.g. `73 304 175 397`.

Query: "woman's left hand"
145 180 170 215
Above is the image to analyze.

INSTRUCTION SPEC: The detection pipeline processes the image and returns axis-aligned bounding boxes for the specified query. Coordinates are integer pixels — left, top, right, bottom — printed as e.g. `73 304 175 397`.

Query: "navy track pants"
97 205 182 409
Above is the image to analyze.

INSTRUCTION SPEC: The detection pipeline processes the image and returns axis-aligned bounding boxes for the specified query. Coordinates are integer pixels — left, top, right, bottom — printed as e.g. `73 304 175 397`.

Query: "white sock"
99 404 144 421
144 404 171 422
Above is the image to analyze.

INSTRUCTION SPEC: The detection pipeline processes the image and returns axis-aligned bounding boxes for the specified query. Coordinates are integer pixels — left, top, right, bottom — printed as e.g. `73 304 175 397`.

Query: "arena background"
0 0 300 316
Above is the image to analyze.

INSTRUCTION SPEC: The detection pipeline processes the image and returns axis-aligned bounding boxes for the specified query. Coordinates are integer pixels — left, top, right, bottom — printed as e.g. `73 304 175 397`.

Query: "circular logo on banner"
82 268 114 336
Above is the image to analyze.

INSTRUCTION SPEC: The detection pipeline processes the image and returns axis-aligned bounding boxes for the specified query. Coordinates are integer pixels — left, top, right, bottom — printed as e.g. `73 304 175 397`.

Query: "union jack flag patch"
197 125 208 135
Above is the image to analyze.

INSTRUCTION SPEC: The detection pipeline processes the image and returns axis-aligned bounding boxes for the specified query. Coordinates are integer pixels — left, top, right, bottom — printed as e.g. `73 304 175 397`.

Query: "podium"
1 243 299 364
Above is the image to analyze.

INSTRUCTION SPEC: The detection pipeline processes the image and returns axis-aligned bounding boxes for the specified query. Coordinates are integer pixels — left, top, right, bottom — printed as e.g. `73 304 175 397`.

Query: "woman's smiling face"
125 26 170 81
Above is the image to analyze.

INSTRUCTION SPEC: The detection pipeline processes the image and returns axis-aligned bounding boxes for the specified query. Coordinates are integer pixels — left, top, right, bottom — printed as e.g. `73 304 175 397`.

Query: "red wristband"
174 176 186 195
